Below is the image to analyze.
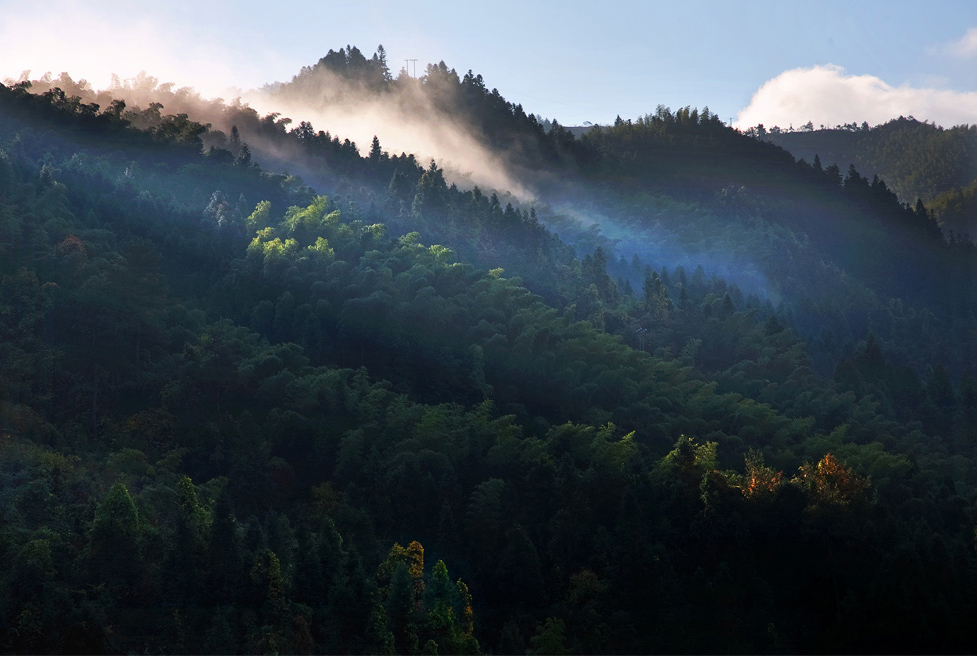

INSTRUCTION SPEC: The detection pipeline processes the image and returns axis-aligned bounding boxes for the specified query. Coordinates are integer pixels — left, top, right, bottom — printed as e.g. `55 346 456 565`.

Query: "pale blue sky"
2 0 976 128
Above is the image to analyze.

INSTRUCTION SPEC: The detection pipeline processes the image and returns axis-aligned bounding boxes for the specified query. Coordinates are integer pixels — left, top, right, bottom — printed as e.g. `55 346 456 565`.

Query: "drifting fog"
6 64 534 203
0 2 262 102
243 67 532 198
0 0 531 200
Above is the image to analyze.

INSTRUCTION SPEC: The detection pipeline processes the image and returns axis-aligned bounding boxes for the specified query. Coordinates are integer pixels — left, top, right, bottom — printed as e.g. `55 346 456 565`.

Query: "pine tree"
86 483 143 599
207 488 243 604
370 135 383 163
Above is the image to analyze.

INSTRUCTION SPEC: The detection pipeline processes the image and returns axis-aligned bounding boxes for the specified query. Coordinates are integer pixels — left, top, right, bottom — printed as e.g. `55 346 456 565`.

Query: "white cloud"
934 27 977 59
735 65 977 130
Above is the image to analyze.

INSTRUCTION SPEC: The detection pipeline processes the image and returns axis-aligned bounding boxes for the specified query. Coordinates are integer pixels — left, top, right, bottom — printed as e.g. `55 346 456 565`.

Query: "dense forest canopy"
760 117 977 238
1 47 976 654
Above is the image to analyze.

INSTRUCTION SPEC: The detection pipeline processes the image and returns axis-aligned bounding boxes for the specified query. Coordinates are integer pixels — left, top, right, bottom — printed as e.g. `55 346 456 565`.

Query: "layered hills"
1 48 975 653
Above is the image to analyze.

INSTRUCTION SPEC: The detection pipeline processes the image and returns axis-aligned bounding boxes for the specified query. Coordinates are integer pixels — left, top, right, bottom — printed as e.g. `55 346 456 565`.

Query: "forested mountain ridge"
761 117 977 238
260 50 976 382
263 44 593 173
1 53 977 655
15 50 973 385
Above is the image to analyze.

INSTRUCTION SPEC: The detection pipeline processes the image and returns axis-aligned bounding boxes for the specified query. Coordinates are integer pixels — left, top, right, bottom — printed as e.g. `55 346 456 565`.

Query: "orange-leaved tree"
793 453 871 510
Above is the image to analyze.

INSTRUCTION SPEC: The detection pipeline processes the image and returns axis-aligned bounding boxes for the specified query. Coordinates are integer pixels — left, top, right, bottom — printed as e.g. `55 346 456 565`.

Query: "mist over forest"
1 45 976 654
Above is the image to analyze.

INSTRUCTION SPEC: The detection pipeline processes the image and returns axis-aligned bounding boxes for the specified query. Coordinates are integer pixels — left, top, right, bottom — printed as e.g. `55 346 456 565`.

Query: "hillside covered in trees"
1 49 976 654
761 118 977 239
